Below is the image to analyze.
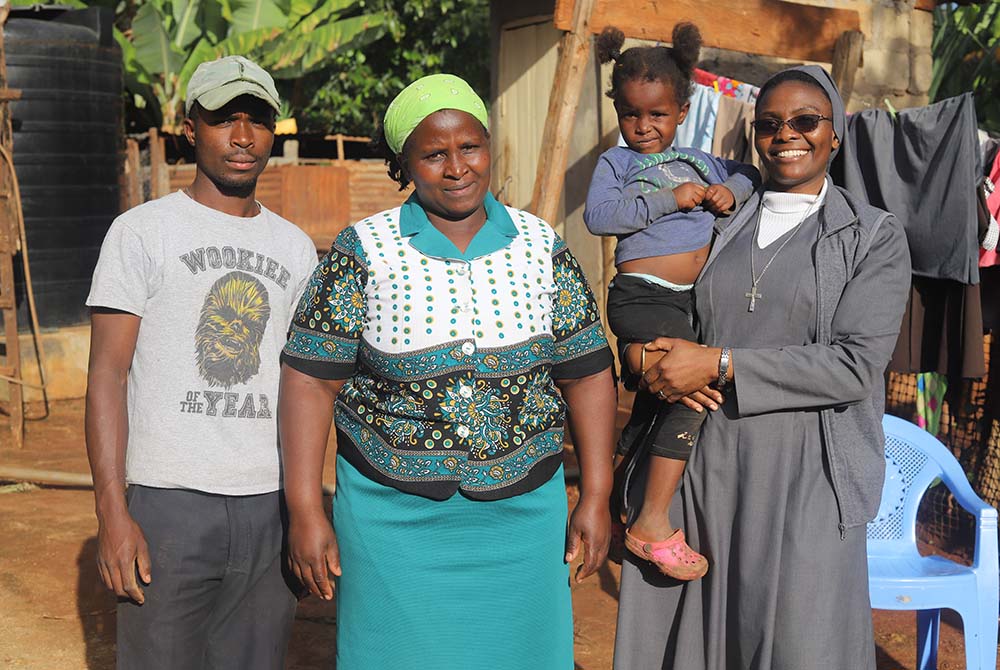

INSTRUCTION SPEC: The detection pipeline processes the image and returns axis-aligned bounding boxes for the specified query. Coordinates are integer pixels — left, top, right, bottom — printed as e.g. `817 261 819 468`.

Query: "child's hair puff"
596 22 703 108
595 26 626 65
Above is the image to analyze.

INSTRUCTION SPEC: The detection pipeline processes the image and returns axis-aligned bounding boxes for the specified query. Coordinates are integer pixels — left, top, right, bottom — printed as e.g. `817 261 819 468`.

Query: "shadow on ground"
76 536 116 669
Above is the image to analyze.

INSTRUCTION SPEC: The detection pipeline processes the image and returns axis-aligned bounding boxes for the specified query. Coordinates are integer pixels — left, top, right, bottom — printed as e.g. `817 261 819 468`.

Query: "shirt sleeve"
85 219 155 317
584 152 679 236
281 226 368 380
288 238 320 314
549 236 614 379
708 155 761 205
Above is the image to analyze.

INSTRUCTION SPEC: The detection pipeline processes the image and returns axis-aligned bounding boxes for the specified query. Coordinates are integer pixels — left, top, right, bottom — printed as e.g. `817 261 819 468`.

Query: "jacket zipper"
816 216 859 541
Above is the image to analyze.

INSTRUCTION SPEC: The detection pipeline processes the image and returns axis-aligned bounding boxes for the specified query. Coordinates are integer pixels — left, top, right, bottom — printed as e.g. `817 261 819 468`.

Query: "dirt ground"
0 399 987 669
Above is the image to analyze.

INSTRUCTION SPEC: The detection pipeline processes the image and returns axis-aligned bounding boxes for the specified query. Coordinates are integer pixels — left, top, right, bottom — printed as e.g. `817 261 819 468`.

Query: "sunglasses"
751 114 833 137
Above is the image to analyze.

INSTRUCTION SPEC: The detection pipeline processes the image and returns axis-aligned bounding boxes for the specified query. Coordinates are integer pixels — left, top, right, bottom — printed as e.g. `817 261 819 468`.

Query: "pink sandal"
624 528 709 581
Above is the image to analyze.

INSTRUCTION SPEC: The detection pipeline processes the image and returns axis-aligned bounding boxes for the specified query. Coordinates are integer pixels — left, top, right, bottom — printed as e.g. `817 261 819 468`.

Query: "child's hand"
702 184 736 215
672 182 707 210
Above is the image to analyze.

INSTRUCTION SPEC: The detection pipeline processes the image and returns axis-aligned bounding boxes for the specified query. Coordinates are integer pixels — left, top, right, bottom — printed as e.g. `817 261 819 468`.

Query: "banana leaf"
212 25 285 57
267 12 388 77
172 0 204 51
132 2 186 77
227 0 288 34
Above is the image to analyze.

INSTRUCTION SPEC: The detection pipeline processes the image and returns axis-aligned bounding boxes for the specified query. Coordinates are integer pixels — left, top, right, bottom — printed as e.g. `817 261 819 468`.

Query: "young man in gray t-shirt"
85 56 316 669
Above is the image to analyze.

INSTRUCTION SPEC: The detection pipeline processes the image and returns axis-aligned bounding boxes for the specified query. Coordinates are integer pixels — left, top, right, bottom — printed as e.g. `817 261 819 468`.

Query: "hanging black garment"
832 93 981 284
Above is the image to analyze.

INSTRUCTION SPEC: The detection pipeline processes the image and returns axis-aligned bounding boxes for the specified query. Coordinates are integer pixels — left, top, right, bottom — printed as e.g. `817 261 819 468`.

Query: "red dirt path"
0 400 985 669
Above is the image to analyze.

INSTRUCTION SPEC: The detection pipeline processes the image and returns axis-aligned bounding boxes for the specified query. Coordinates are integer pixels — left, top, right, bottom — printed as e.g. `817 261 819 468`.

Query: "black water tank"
7 6 122 328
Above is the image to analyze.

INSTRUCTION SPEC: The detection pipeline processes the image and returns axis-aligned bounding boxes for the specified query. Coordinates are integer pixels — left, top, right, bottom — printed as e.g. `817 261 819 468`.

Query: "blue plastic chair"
867 414 999 670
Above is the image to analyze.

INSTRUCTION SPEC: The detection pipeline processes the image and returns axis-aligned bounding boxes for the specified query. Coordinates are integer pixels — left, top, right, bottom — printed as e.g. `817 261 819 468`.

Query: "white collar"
761 179 829 214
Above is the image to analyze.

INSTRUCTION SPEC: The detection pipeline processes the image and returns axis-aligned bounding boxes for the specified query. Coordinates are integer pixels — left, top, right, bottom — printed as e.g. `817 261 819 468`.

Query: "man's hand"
87 308 147 603
96 506 151 604
672 182 707 210
288 509 341 601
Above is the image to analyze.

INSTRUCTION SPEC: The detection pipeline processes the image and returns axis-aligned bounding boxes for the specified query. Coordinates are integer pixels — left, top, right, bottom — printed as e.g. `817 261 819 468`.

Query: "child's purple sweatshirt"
584 145 760 264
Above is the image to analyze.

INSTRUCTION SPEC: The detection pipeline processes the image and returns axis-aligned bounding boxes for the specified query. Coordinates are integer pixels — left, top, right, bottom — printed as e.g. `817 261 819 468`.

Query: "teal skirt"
333 455 574 670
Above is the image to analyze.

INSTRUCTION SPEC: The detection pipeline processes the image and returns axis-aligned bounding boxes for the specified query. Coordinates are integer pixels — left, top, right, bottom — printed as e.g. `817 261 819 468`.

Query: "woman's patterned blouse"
281 194 613 500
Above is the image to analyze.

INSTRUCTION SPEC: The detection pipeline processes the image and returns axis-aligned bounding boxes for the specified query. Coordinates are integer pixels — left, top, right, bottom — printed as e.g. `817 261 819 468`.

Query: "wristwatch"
718 347 732 389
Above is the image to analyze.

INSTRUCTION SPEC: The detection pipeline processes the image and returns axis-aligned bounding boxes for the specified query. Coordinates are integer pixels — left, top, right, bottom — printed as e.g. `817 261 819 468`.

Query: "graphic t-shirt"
86 191 318 494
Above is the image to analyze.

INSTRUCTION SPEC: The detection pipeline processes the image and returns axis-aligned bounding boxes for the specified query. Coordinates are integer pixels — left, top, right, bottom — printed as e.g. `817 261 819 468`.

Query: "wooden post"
124 138 143 208
528 0 596 226
831 30 865 109
0 3 23 449
335 134 345 162
0 231 19 449
148 128 169 199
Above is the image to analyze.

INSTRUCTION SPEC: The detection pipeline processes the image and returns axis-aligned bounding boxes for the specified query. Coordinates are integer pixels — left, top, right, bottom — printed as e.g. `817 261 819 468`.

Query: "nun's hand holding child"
639 337 725 412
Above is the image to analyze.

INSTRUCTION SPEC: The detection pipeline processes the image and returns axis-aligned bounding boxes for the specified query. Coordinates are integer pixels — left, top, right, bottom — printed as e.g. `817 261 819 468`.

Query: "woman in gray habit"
613 66 911 669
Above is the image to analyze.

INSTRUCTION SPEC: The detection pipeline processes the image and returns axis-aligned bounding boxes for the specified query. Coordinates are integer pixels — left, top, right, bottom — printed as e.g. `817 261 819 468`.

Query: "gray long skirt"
613 404 876 670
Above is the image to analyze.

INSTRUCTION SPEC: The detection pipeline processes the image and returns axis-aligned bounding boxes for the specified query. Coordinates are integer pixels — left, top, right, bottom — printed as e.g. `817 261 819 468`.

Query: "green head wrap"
383 73 489 154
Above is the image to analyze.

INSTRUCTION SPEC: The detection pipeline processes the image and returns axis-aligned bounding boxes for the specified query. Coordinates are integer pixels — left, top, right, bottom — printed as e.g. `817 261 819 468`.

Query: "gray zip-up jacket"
699 179 911 530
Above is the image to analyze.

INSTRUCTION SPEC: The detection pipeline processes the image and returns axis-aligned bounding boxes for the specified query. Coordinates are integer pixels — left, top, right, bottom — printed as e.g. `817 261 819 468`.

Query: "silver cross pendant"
745 284 762 313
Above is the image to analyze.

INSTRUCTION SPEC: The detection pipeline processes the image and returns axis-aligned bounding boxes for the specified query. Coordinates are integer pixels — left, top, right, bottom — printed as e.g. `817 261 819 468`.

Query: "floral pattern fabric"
282 204 612 500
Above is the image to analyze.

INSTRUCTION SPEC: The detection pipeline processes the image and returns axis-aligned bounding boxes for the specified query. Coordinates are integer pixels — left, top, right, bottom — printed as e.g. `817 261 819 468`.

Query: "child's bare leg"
629 454 685 542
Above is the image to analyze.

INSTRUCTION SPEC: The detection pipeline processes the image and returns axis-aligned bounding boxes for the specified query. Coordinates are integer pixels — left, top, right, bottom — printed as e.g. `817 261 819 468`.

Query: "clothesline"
693 67 759 104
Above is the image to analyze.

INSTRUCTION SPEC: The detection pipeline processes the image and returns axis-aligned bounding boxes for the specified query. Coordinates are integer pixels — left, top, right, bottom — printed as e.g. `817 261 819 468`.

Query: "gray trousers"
117 486 298 670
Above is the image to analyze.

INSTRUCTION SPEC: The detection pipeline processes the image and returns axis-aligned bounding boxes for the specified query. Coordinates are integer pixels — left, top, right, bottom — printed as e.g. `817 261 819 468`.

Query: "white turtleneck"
757 180 829 248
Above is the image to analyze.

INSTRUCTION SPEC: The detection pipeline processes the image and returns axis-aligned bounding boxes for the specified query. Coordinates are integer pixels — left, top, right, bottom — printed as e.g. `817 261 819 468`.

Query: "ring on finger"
656 390 667 400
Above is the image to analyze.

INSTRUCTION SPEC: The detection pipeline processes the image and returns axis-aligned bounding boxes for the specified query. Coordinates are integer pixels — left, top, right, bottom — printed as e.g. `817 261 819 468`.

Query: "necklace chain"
746 195 820 313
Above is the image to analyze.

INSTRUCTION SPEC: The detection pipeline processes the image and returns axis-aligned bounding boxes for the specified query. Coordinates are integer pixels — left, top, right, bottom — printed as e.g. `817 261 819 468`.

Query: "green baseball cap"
185 55 281 115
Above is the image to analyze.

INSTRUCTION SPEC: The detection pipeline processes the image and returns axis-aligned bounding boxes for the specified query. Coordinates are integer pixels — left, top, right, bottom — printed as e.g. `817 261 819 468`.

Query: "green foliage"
290 0 489 135
932 1 1000 133
23 0 389 132
14 0 487 136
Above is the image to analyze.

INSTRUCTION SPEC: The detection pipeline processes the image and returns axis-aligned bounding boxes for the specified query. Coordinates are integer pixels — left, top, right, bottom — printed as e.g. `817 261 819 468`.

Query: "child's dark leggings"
606 273 707 461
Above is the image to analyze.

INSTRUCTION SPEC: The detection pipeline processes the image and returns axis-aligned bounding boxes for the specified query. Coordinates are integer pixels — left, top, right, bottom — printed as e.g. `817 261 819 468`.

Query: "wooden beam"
0 13 21 449
0 466 93 488
0 464 341 494
0 253 20 449
913 0 982 10
554 0 861 64
529 0 596 226
322 134 370 143
831 30 865 109
149 128 169 200
554 0 575 29
125 138 143 209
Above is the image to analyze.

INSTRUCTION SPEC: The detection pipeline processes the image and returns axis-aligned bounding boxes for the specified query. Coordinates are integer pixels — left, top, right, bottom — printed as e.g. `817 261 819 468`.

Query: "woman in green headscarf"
278 74 618 669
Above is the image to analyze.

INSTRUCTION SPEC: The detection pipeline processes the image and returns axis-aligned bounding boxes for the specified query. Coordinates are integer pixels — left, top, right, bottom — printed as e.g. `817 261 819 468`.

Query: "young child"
584 23 760 580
